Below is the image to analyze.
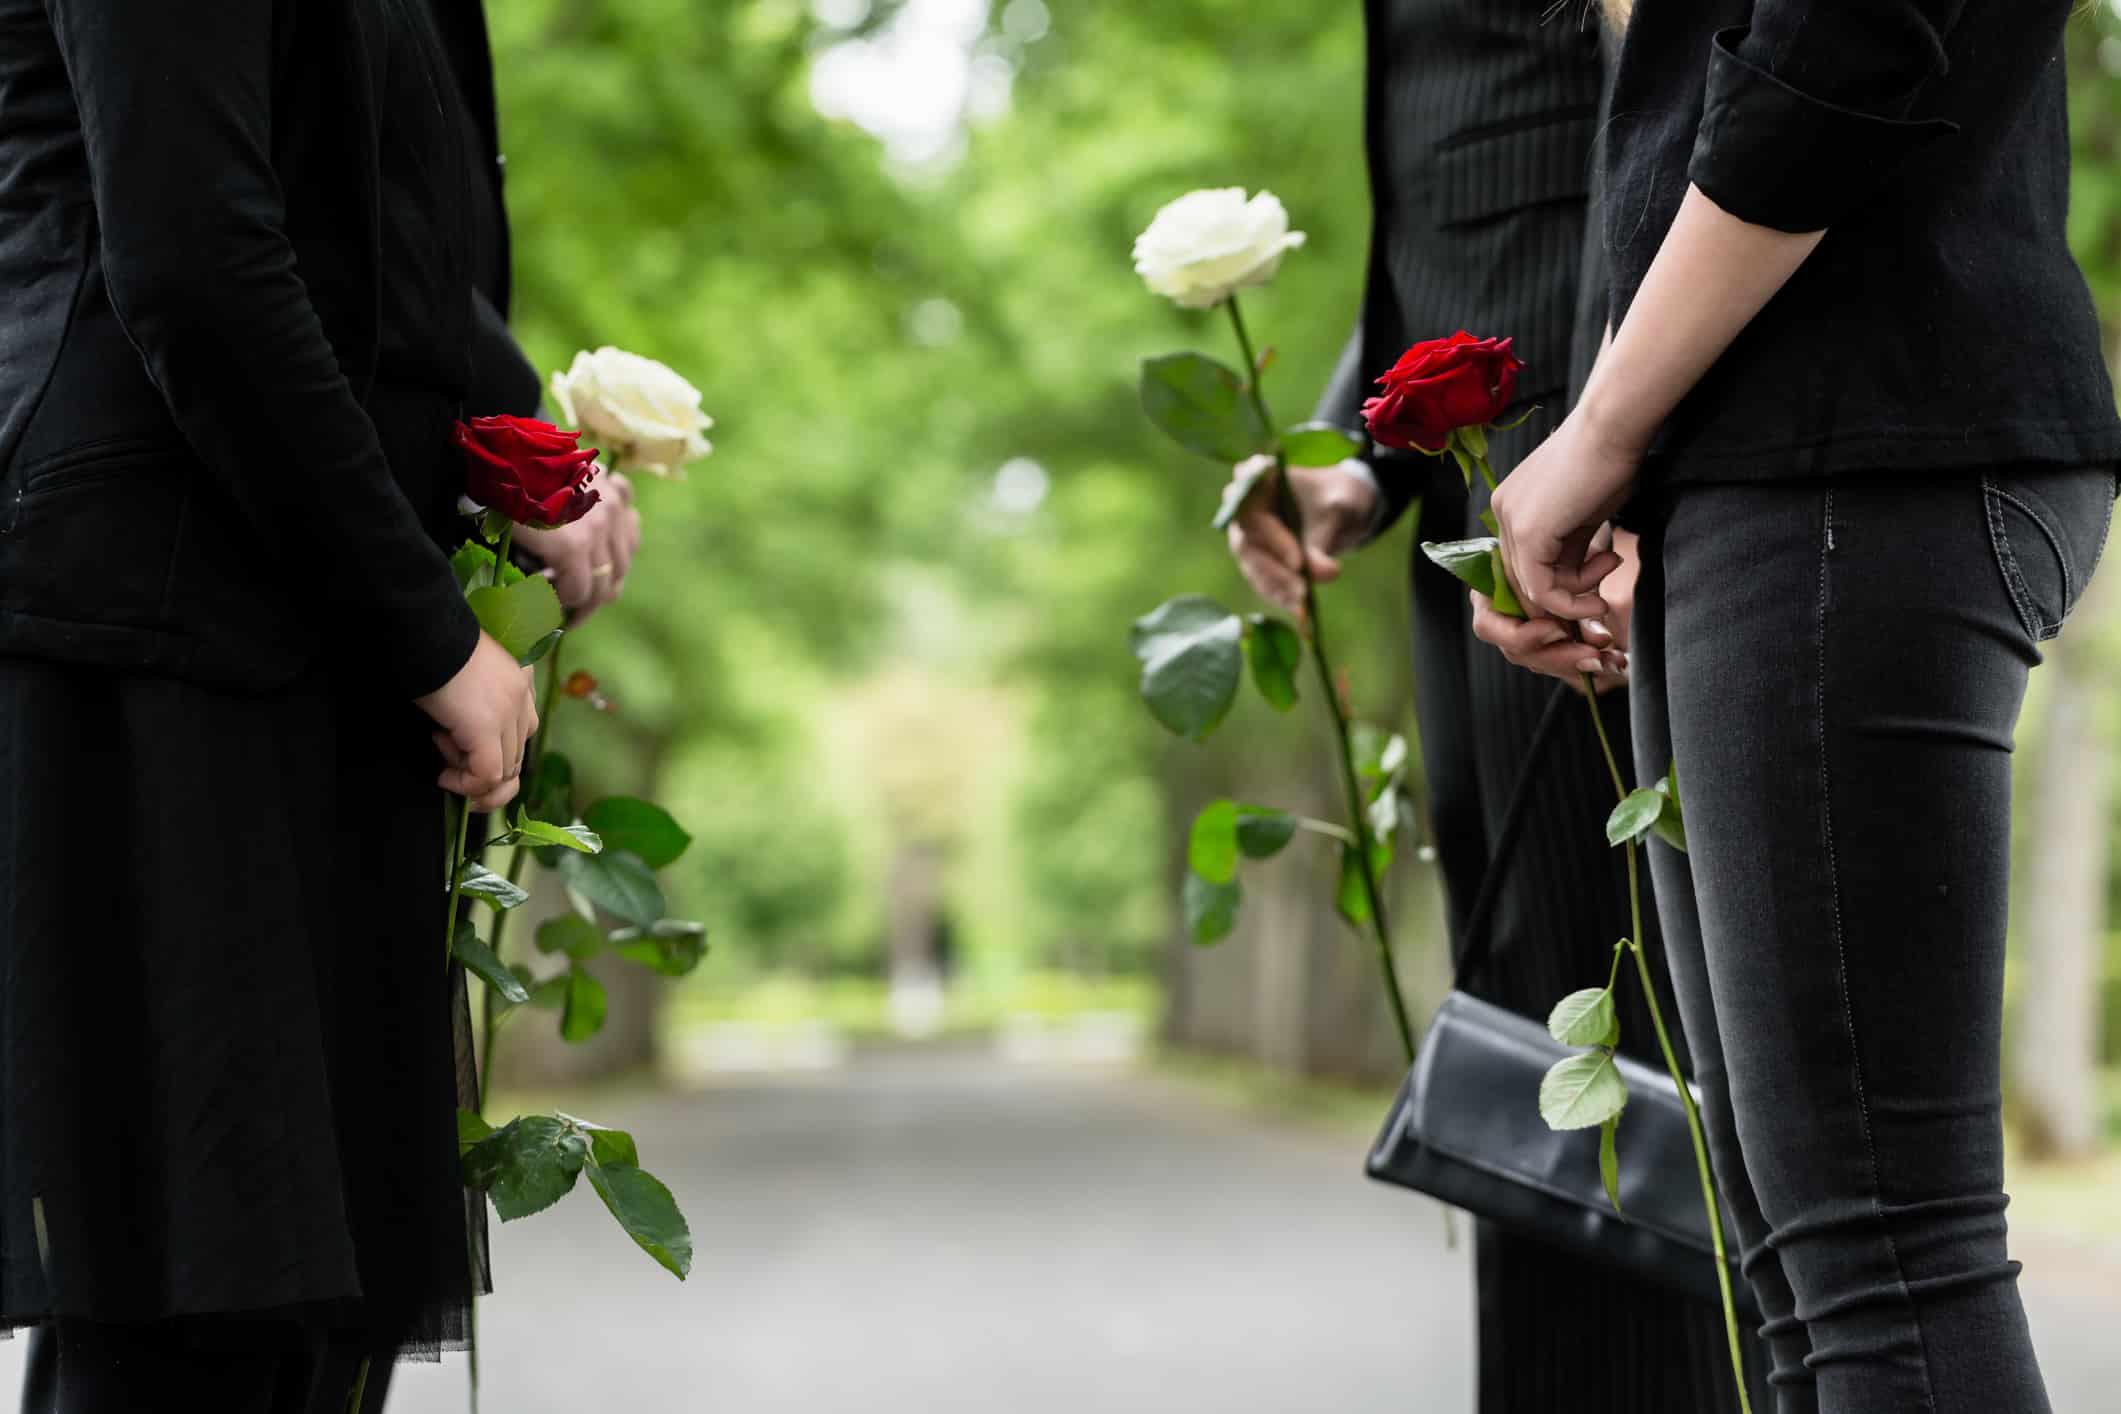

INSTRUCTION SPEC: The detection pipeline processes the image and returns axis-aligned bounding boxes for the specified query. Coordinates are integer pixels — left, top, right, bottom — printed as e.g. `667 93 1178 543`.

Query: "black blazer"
0 0 479 695
1315 0 1606 532
1607 0 2121 482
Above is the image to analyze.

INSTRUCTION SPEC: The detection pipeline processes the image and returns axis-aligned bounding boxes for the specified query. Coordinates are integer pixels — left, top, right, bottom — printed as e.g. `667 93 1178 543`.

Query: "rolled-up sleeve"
1688 2 1967 233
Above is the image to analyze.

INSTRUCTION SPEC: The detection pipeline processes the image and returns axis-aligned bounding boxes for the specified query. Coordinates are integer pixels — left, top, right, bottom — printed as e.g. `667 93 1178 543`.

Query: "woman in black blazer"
0 0 539 1407
1475 2 2118 1411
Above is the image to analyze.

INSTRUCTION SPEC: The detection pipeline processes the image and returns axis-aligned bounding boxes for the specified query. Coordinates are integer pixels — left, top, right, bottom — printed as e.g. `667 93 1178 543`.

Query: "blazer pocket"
5 438 189 631
0 438 310 692
1434 107 1597 229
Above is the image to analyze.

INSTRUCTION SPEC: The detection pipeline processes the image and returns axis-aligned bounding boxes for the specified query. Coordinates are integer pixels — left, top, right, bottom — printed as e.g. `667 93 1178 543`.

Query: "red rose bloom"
453 415 602 529
1361 332 1524 453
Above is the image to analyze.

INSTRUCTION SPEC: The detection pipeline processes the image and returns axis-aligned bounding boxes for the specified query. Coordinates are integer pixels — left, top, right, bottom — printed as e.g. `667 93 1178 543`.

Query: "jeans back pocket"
1982 465 2118 642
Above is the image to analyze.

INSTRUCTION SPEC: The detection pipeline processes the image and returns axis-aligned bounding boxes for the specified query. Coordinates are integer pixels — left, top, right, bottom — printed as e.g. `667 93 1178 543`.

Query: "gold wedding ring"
591 563 615 578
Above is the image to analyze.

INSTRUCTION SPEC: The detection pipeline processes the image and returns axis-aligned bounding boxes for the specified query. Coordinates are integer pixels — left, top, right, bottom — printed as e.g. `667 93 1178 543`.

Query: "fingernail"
1577 657 1603 674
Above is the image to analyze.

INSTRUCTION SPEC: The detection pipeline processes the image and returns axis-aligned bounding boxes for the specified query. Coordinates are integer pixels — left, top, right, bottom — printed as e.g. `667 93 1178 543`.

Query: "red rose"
453 415 602 529
1361 332 1524 453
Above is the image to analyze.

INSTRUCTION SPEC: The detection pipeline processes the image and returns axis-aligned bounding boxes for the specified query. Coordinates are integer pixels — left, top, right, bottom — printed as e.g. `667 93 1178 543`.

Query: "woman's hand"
1226 455 1378 623
515 469 641 625
416 632 540 813
1473 526 1637 693
1487 409 1642 623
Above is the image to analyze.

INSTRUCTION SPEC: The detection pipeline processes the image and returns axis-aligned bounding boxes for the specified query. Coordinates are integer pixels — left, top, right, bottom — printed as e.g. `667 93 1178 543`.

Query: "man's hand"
1472 525 1636 694
514 469 641 625
1225 455 1379 623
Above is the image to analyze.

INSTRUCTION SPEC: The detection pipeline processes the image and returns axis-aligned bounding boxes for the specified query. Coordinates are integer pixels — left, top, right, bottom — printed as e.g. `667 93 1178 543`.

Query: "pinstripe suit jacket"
1317 0 1605 533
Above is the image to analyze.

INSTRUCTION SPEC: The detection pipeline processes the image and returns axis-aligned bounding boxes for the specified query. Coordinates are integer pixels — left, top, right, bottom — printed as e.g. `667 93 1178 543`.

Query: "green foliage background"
487 1 2121 1033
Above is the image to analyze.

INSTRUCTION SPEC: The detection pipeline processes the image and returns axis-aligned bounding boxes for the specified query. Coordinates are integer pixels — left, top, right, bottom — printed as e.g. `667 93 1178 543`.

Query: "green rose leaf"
512 816 602 855
528 973 570 1011
1335 839 1390 927
1139 352 1269 463
1487 546 1525 618
611 920 710 978
558 848 667 929
535 912 605 961
1605 787 1667 848
1447 440 1477 490
1419 538 1500 597
1652 762 1688 854
1539 1049 1629 1132
1188 799 1241 884
1129 596 1244 742
1212 457 1274 532
456 859 530 911
1234 806 1298 860
559 1118 640 1171
449 541 524 593
466 573 566 665
561 965 609 1044
520 628 564 668
1182 872 1241 945
451 541 498 593
1599 1115 1625 1218
457 1108 496 1157
1546 987 1619 1049
585 1161 693 1280
461 1115 589 1221
1280 421 1364 469
451 918 531 1005
1244 614 1301 712
581 797 692 870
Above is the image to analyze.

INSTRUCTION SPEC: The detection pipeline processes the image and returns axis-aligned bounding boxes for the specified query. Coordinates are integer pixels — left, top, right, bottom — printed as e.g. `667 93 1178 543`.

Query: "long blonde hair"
1601 0 1633 30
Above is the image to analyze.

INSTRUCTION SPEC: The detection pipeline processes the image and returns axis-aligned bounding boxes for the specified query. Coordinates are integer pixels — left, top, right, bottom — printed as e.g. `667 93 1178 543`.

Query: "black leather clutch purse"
1364 683 1758 1320
1366 989 1758 1319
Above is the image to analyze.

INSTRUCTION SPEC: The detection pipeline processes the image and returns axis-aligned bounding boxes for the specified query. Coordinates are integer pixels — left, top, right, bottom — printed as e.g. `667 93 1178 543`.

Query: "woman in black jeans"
1471 2 2119 1412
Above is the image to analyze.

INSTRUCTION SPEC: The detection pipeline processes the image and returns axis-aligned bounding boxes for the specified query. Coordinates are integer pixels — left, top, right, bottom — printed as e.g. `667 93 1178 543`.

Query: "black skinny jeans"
1628 466 2116 1414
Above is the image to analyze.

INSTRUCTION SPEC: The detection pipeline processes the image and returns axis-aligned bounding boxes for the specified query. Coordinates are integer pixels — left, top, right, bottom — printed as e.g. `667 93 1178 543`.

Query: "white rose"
1131 188 1307 310
548 347 715 478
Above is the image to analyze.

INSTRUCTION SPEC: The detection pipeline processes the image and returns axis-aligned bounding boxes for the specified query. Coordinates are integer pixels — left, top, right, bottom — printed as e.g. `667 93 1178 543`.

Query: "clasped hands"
415 468 643 812
1225 408 1643 693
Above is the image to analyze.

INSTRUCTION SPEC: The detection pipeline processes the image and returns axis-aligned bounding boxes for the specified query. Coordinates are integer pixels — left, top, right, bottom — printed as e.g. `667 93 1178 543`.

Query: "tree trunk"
2008 566 2115 1160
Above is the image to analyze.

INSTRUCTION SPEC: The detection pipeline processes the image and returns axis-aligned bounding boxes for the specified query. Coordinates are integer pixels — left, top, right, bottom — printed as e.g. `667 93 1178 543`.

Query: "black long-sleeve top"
0 0 482 696
1606 0 2121 481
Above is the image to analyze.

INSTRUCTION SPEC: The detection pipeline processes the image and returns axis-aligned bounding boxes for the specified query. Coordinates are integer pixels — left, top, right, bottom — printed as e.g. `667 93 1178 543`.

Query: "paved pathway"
6 1049 2115 1410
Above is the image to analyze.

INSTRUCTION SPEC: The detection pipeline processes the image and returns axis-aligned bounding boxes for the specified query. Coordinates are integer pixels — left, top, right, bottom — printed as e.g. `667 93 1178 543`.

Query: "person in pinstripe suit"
1226 4 1770 1409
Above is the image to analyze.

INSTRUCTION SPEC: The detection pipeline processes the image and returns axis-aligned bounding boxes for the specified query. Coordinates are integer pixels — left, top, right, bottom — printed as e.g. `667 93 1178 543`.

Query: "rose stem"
1225 294 1415 1063
477 631 567 1114
1579 675 1752 1414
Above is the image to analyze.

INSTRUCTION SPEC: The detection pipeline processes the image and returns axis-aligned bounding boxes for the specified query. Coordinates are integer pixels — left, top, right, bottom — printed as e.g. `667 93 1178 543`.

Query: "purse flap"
1378 990 1735 1261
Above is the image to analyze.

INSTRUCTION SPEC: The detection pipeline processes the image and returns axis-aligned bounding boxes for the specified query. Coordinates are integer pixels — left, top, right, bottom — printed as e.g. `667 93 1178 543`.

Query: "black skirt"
0 658 480 1354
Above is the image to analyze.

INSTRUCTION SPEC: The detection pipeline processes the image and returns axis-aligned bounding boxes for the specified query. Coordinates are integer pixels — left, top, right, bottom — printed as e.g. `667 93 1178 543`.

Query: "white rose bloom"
548 347 715 478
1131 188 1307 310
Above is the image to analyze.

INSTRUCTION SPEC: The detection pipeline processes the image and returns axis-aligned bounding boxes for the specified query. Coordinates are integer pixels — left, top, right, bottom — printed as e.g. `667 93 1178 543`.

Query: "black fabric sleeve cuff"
388 580 484 702
1688 27 1957 234
1311 323 1409 542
